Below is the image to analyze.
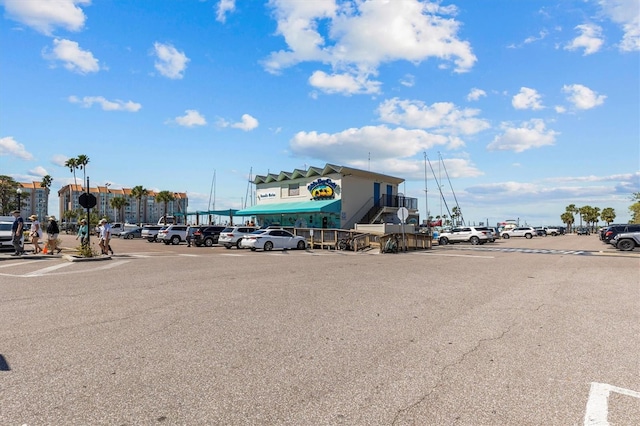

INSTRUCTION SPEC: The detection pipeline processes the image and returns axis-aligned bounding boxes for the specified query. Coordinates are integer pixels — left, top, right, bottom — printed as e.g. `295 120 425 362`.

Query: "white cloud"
216 0 236 23
467 88 486 101
0 136 34 160
28 166 48 177
308 70 381 95
487 119 559 153
564 24 604 55
377 98 490 136
263 0 476 95
173 110 207 127
51 154 68 166
153 42 189 79
512 87 544 110
562 84 606 110
598 0 640 52
524 30 548 44
1 0 89 35
42 38 99 74
399 74 415 87
290 125 455 163
554 105 567 114
68 95 142 112
231 114 259 131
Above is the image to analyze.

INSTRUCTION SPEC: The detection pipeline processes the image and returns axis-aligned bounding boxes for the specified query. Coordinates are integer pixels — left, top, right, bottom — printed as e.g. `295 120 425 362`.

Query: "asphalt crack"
391 324 513 425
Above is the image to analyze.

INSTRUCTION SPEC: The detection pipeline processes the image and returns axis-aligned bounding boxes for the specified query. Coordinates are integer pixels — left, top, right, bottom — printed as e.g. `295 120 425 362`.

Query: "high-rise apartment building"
57 184 188 224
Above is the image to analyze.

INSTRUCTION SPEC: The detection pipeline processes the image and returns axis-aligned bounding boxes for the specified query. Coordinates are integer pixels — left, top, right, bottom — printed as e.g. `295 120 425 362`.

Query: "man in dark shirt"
11 210 24 256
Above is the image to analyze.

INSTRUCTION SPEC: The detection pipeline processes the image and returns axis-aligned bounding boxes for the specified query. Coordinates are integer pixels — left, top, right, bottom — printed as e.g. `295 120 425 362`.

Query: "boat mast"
426 155 452 221
439 152 464 226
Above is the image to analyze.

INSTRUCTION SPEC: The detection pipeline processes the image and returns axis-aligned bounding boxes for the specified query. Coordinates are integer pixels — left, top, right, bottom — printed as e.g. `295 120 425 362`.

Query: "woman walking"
76 219 88 246
46 216 61 255
29 214 43 254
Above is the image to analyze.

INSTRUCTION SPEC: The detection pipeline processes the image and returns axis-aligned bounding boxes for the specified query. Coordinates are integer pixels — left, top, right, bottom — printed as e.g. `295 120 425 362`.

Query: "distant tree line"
561 193 640 231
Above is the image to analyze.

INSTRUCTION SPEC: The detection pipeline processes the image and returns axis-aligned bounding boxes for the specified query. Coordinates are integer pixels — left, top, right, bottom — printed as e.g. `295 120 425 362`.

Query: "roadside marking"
584 382 640 425
23 262 72 277
419 252 495 259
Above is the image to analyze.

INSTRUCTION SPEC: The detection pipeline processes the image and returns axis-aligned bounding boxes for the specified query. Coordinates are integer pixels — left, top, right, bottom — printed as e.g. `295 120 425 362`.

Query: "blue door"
386 185 393 207
374 182 380 206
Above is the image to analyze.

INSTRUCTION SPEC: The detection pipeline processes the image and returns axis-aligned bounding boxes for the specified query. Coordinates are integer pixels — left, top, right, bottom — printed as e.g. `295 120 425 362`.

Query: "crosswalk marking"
23 262 72 277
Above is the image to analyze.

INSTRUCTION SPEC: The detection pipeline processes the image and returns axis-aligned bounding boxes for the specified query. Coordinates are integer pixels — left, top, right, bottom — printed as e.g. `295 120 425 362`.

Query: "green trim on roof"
235 199 341 216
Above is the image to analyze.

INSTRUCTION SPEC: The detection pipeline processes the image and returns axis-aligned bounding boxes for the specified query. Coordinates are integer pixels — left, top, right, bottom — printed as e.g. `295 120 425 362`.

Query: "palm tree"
565 204 578 233
76 154 90 190
40 174 53 219
131 185 149 225
110 197 129 223
64 157 79 212
155 190 175 224
560 212 574 231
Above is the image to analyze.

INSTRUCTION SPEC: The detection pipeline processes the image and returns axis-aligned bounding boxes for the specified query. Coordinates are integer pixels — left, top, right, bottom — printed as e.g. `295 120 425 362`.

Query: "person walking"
76 219 88 246
46 216 61 254
29 214 43 254
186 224 192 247
11 210 25 256
98 219 113 255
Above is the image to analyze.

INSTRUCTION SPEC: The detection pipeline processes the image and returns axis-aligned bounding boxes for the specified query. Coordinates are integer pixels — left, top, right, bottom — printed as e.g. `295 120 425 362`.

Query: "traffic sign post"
78 177 96 247
397 207 409 252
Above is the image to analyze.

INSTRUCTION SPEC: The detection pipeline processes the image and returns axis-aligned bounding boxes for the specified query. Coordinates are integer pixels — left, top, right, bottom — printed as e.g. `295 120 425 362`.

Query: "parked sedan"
576 227 590 235
119 227 143 239
240 229 307 251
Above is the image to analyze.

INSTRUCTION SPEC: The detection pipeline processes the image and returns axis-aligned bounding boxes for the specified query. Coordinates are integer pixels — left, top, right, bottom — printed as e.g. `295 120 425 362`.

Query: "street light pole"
16 187 22 215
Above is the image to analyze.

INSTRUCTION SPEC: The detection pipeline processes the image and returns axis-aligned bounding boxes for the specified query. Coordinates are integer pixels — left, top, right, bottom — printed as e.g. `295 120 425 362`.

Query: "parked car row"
600 224 640 251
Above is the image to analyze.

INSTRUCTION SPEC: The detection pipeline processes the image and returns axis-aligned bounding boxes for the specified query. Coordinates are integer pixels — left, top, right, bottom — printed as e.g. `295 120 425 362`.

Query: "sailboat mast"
439 152 464 226
426 155 452 221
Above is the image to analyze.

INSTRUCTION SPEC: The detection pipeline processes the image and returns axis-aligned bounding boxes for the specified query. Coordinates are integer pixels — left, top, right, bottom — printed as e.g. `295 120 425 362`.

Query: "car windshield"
221 227 234 232
250 230 267 235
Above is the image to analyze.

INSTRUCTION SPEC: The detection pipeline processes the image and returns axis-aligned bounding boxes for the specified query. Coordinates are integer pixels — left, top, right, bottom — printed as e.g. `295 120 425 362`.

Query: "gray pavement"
0 234 638 425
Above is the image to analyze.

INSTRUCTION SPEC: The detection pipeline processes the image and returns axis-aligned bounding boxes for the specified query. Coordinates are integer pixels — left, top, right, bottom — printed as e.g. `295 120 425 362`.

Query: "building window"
288 184 299 196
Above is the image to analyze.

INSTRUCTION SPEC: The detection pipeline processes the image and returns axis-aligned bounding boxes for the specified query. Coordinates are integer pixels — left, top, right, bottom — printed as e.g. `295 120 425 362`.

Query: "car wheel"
618 239 635 251
147 238 155 243
236 239 242 249
525 233 532 239
204 238 214 247
439 237 448 245
225 245 231 249
126 234 134 239
502 234 510 239
171 236 180 245
297 240 306 250
470 236 479 245
250 248 256 251
264 241 274 251
163 241 170 245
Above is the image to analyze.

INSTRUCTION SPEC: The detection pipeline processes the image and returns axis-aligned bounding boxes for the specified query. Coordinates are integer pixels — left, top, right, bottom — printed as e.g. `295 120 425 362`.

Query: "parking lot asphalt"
1 233 638 425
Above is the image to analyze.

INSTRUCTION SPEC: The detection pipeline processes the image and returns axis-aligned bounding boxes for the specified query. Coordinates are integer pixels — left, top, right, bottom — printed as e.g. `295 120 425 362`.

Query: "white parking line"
584 382 640 425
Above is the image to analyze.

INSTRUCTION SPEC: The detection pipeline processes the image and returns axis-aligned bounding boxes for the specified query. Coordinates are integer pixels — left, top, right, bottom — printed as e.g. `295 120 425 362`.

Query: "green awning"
235 200 341 216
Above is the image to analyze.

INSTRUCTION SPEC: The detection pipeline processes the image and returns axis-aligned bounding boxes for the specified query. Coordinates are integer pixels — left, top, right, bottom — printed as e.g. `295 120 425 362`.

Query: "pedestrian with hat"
10 210 25 256
76 218 88 247
98 218 113 255
29 214 43 254
46 216 61 255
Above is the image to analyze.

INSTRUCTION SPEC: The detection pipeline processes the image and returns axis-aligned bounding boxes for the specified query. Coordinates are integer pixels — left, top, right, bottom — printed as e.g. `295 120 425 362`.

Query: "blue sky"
1 0 638 226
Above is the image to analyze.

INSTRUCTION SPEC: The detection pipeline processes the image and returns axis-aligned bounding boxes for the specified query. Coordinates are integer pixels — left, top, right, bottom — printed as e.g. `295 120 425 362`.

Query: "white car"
438 226 490 245
240 229 307 251
501 226 536 239
218 226 258 249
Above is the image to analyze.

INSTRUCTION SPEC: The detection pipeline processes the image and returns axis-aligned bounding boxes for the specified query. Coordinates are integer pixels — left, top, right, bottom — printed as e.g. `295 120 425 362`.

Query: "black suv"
193 226 226 247
602 224 640 244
